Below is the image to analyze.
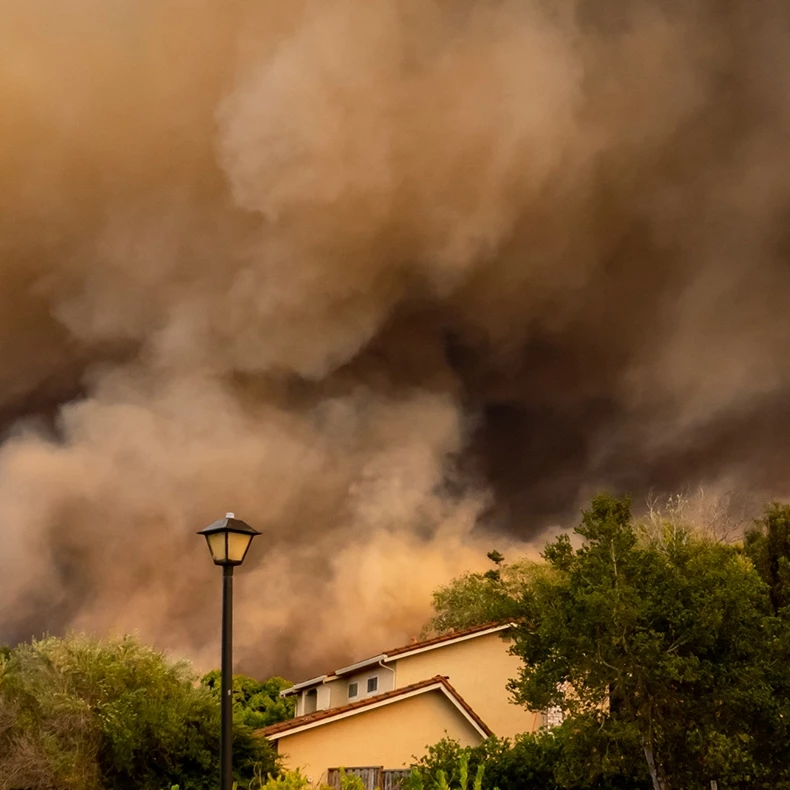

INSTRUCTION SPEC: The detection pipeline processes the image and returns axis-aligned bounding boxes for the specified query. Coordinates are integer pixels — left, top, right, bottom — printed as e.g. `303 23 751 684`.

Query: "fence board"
327 767 383 790
383 769 411 790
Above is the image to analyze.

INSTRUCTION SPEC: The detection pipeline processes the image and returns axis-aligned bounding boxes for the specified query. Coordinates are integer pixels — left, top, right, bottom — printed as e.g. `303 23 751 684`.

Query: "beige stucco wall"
324 678 347 709
322 666 396 709
275 689 484 786
393 632 543 738
296 674 376 713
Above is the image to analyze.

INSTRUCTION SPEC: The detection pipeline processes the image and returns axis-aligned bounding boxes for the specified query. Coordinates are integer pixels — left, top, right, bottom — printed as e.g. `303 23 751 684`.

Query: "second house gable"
285 623 543 738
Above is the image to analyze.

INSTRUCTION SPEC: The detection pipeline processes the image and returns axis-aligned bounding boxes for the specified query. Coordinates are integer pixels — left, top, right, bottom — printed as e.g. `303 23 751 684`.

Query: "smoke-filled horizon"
1 0 790 679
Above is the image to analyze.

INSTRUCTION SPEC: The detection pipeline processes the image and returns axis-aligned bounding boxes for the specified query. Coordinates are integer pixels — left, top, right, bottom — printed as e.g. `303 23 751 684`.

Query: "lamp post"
198 513 260 790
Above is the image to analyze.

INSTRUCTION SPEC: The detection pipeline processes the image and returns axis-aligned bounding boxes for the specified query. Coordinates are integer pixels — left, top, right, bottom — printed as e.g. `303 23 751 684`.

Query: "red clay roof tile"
382 621 510 658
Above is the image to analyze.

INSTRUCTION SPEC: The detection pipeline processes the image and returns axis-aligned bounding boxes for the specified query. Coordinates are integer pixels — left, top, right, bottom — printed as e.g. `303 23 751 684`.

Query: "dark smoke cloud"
0 0 789 677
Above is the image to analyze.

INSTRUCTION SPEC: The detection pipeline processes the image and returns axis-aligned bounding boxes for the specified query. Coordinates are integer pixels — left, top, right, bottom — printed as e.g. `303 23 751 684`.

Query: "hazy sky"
1 0 789 678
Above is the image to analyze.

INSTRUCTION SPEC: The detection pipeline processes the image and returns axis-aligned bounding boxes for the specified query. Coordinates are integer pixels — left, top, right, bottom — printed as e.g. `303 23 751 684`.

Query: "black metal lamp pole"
198 513 260 790
221 564 234 790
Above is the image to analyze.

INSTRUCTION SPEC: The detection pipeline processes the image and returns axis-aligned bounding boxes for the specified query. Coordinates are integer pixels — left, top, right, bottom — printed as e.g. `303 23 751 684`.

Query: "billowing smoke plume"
1 0 790 677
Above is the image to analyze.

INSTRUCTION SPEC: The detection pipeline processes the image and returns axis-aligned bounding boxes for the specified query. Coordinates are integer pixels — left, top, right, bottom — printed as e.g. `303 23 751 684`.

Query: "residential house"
257 623 545 787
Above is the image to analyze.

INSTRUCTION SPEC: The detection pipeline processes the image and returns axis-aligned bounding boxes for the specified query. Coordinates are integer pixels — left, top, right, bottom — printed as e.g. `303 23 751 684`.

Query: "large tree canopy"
425 495 790 790
201 670 295 730
508 495 790 790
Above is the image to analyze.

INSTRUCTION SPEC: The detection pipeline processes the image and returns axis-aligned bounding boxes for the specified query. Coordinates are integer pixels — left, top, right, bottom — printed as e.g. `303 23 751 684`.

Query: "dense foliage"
0 634 278 790
256 768 365 790
403 751 485 790
745 503 790 613
201 670 295 730
424 552 534 637
425 495 790 790
407 723 648 790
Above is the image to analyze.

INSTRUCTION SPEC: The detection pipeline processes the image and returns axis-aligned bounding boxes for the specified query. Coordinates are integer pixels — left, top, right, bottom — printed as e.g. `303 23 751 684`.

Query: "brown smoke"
0 0 789 677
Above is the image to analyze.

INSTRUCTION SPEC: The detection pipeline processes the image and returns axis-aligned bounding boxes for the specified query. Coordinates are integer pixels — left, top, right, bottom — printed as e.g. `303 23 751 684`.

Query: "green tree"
509 495 784 790
425 553 535 636
0 633 277 790
201 671 295 729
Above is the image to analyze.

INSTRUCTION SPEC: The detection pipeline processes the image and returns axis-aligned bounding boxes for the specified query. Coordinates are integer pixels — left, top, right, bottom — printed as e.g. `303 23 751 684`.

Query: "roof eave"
279 674 328 696
259 676 493 741
385 623 512 661
334 654 387 676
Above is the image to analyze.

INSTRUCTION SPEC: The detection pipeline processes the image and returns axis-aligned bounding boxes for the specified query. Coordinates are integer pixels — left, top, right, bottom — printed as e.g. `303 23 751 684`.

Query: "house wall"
326 679 345 708
296 690 316 716
296 687 330 716
316 685 331 711
318 667 395 709
341 666 395 704
392 631 543 738
323 677 351 708
275 690 484 787
294 667 358 716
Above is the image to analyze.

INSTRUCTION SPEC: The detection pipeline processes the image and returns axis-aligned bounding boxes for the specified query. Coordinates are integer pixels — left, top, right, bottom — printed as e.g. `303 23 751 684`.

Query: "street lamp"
198 513 260 790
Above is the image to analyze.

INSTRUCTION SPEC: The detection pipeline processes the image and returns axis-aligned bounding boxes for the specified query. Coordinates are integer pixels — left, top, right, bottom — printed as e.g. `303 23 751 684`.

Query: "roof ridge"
435 675 494 738
382 621 511 658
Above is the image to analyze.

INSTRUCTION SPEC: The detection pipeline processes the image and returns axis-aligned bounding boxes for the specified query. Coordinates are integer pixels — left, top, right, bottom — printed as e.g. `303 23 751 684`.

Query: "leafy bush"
407 723 650 790
403 752 486 790
258 768 312 789
201 671 295 730
0 633 278 790
256 768 366 790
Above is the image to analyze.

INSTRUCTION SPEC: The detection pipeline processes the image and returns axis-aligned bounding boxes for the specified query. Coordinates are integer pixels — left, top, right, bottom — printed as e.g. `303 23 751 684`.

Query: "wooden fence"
327 767 411 790
382 769 411 789
327 767 380 790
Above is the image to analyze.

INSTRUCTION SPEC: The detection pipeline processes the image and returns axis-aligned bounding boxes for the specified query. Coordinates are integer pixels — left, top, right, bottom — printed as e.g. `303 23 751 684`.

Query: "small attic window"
367 676 378 693
348 682 359 699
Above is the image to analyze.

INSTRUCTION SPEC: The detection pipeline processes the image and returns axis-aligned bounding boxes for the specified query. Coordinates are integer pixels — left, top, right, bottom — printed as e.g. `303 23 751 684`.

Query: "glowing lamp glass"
198 514 260 567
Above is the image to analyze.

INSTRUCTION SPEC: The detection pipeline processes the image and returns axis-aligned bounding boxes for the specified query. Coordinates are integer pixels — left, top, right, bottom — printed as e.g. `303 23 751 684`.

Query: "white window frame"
346 673 382 702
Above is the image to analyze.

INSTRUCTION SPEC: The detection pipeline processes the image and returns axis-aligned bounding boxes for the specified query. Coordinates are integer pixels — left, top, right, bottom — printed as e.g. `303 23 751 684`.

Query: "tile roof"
382 621 510 658
257 675 493 739
281 622 513 697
